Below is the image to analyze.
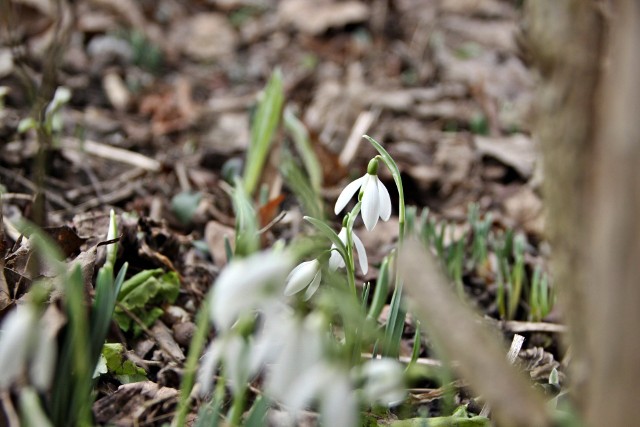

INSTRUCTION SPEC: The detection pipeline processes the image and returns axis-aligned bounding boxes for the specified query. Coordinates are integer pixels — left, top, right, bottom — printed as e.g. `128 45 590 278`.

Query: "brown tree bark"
526 1 640 424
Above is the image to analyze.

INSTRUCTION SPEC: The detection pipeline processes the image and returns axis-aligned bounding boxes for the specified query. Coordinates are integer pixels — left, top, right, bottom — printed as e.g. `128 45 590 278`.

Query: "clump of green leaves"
97 343 147 384
114 268 180 335
410 204 555 321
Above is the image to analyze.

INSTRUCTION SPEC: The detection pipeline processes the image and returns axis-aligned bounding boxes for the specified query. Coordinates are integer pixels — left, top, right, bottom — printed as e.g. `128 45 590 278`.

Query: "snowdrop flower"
211 250 292 331
283 362 358 427
361 358 406 407
198 334 252 395
261 312 357 427
284 259 322 300
334 158 391 231
0 305 37 388
263 312 325 400
0 304 58 391
329 227 368 274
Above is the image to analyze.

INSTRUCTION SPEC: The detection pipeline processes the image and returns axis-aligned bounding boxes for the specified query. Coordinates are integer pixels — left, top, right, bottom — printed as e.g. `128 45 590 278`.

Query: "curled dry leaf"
205 220 235 268
503 186 545 236
475 134 538 178
279 0 370 35
171 13 238 62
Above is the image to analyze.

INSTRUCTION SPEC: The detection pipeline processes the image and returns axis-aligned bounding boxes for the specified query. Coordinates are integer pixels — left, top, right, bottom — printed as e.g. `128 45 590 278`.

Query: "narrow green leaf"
284 106 322 191
19 388 54 427
303 216 348 261
410 320 421 366
232 178 260 256
174 297 212 427
384 282 406 358
245 396 271 427
280 151 324 219
244 69 284 195
368 255 390 320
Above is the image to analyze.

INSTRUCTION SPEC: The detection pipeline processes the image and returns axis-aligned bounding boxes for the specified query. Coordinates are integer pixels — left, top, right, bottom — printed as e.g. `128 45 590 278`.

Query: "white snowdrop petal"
284 260 319 296
361 175 380 230
198 341 224 395
328 248 345 271
362 358 406 406
30 328 57 391
352 232 368 275
0 306 36 387
211 251 291 330
225 336 251 393
329 228 348 271
377 178 392 221
282 363 331 413
266 316 328 420
321 373 357 427
303 270 322 300
334 176 366 215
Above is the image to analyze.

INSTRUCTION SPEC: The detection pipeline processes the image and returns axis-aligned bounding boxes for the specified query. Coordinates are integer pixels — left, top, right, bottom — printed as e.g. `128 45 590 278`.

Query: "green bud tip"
367 157 379 175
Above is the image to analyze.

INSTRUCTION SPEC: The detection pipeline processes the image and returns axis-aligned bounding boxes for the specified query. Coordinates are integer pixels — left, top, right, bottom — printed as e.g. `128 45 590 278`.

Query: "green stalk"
345 203 362 298
173 297 212 427
228 380 248 426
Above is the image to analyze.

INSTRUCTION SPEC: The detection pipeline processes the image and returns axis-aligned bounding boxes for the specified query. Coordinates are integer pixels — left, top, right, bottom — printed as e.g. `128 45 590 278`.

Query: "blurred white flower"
334 167 391 230
30 316 58 391
263 312 325 401
0 304 58 391
0 305 37 388
283 363 357 427
329 227 368 275
198 334 252 396
361 358 406 407
284 259 322 300
260 312 357 427
211 250 292 331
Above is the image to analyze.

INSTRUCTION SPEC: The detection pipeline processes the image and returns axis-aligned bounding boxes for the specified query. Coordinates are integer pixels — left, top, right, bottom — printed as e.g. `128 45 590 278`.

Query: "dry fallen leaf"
475 134 538 178
279 0 370 35
503 186 545 236
205 220 235 268
171 13 238 62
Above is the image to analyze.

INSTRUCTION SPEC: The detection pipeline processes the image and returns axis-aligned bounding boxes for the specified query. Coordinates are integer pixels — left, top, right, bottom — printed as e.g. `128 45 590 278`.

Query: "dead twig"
61 137 161 172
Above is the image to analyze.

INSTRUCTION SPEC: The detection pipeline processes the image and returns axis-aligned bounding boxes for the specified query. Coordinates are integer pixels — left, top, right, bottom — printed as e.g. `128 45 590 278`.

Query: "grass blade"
244 70 284 195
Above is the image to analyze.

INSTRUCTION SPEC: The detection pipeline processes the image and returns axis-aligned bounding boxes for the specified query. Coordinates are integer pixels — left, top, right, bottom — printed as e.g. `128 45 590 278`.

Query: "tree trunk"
526 1 640 424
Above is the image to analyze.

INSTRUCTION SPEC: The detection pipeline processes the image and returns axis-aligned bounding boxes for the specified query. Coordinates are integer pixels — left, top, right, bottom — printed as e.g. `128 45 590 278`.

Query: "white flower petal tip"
329 228 368 275
361 175 380 230
362 359 406 407
345 173 391 231
334 176 366 215
211 250 292 331
284 260 321 297
0 305 37 388
328 249 344 271
334 169 392 231
352 232 368 275
377 178 392 221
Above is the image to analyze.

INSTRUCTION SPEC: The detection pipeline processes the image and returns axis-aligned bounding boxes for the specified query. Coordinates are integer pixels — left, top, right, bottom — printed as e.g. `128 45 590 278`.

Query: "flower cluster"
199 247 405 425
284 156 391 300
198 152 403 425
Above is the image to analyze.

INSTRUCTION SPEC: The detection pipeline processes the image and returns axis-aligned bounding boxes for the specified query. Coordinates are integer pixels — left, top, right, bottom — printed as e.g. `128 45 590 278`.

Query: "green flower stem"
333 204 361 363
173 297 212 427
228 380 248 426
345 202 362 298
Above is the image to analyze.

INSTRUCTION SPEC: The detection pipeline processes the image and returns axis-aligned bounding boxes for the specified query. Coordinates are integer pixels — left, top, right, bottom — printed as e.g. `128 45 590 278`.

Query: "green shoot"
244 70 284 195
283 106 323 192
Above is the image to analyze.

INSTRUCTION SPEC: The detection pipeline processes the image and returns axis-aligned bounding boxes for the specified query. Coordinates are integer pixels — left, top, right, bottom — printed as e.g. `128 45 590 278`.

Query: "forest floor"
0 0 563 425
